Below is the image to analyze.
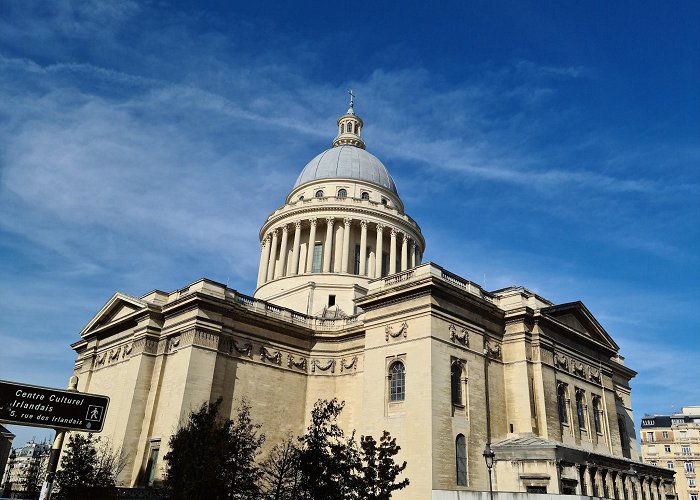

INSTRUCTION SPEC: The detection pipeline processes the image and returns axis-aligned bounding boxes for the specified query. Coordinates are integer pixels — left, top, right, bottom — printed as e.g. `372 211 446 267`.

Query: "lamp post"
483 442 495 500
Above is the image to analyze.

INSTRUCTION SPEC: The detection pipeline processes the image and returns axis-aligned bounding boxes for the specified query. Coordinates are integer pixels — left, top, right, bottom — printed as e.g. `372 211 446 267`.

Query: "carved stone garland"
260 346 281 365
554 353 569 371
287 354 307 371
589 367 601 383
485 340 501 359
449 324 469 346
311 359 336 373
385 321 408 342
231 339 253 357
341 356 358 372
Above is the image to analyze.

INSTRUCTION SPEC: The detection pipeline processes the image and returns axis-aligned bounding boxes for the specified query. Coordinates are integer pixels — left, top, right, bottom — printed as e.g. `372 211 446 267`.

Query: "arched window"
353 123 358 134
337 189 347 198
315 190 324 198
557 383 568 424
592 396 601 433
298 195 305 201
361 191 370 200
455 434 467 486
389 362 405 402
451 361 463 406
381 197 388 206
340 123 345 133
576 390 586 429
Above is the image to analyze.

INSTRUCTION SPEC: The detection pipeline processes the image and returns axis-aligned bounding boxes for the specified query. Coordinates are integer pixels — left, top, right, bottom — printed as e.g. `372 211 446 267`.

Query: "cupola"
332 90 365 149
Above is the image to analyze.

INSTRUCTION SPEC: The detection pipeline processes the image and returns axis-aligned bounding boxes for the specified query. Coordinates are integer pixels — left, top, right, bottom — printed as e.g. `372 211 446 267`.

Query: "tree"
296 399 359 500
293 399 409 500
225 400 265 499
54 433 125 499
359 431 409 500
163 398 265 500
259 437 301 500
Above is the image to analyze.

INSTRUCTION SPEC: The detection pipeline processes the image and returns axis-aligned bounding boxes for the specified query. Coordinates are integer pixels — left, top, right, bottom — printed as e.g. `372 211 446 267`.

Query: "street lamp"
483 443 496 500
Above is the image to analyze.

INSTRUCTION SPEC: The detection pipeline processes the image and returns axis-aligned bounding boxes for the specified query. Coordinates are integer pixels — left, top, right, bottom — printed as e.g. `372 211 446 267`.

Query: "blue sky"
1 0 698 447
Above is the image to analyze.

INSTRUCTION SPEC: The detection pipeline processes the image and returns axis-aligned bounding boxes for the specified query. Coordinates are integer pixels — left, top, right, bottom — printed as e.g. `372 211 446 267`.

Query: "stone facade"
641 407 700 500
70 102 675 499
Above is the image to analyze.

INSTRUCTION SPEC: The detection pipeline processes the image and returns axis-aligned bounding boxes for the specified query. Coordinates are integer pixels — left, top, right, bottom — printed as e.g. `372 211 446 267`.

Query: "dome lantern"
332 90 365 149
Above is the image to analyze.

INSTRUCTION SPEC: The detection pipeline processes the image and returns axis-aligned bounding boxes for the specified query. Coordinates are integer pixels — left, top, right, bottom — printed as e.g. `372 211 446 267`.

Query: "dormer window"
381 197 388 206
298 195 304 201
337 189 347 198
315 190 324 198
361 191 369 200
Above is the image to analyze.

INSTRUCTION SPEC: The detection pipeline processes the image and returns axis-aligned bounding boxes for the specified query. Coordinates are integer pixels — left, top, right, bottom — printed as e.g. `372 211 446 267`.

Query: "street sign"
0 380 109 432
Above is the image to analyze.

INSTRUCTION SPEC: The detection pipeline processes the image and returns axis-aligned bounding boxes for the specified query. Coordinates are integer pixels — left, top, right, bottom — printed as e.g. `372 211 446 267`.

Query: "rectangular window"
647 432 655 442
664 445 671 453
312 243 323 273
328 295 336 307
667 461 674 469
145 440 160 487
682 446 691 455
662 431 669 439
689 478 696 488
685 462 695 473
680 430 688 439
690 495 698 500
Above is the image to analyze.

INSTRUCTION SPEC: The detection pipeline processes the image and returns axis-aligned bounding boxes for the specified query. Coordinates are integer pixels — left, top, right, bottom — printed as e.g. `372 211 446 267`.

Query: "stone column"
305 218 317 273
389 228 397 274
410 240 416 268
290 221 302 276
275 225 289 279
341 218 351 273
267 229 279 281
375 223 384 278
359 220 368 276
323 218 334 273
257 235 271 286
400 233 408 271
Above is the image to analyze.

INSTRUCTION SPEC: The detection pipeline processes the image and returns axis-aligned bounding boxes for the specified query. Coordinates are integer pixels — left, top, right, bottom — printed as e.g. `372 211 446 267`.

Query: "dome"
293 145 398 195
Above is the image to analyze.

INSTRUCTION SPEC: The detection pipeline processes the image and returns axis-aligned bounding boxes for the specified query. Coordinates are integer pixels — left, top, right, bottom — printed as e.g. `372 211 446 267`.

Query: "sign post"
0 377 109 500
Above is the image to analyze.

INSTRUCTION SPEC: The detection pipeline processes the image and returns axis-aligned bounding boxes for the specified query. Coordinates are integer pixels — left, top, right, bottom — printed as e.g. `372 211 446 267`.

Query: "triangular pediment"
80 292 148 337
540 301 619 351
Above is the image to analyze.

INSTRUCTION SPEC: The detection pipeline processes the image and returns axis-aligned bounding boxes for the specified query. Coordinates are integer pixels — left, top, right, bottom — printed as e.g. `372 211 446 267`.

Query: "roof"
293 145 398 195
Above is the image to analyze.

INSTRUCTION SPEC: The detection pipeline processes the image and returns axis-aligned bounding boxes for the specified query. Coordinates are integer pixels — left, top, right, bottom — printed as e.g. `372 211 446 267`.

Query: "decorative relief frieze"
287 354 307 371
573 361 585 377
311 359 336 373
231 339 253 357
193 330 219 349
485 340 501 359
95 352 107 366
168 335 181 353
260 346 281 365
341 356 358 372
108 347 120 361
554 353 570 371
589 367 601 383
122 343 133 358
385 321 408 342
449 324 469 346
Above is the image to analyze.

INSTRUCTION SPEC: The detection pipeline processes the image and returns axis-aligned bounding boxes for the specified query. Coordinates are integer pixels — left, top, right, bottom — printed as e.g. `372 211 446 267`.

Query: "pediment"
540 301 619 351
80 292 148 337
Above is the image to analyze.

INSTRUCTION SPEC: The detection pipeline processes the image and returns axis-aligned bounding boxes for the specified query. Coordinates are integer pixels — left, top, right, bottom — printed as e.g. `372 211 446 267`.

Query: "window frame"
557 383 568 425
315 189 324 198
337 188 347 198
575 389 586 430
455 434 467 486
388 361 406 402
451 360 464 407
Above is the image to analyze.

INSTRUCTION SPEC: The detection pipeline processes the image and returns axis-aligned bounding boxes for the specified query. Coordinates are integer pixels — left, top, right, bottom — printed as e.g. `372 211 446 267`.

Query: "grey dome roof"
294 146 398 195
